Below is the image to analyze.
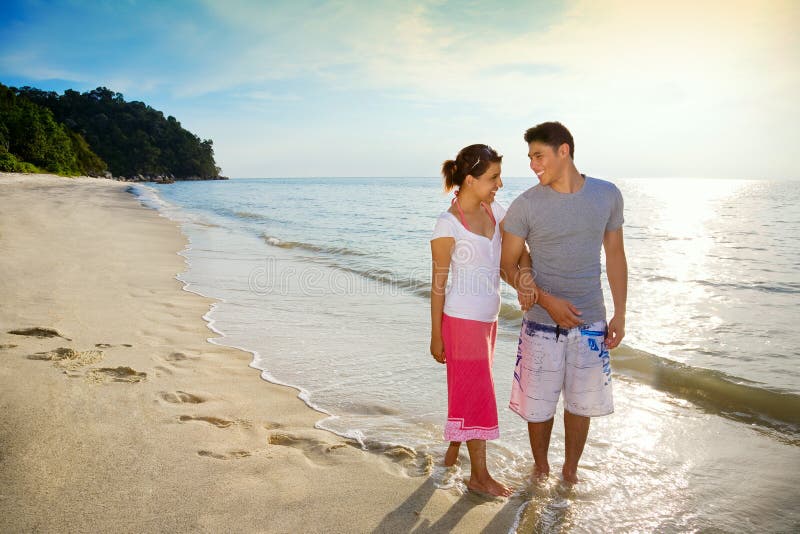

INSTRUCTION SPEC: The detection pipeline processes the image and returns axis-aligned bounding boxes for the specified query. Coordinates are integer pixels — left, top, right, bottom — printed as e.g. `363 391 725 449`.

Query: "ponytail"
439 144 502 193
441 159 458 192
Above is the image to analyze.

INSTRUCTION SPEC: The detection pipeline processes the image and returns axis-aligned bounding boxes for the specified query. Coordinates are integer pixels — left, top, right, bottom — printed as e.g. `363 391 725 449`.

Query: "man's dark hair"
524 121 574 159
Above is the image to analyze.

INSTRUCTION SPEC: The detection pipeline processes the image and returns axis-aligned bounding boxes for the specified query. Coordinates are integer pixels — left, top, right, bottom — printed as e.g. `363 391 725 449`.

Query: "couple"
429 121 628 497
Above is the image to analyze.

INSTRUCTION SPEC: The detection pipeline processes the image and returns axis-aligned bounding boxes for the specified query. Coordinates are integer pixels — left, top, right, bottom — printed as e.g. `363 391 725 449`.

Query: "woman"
430 144 532 497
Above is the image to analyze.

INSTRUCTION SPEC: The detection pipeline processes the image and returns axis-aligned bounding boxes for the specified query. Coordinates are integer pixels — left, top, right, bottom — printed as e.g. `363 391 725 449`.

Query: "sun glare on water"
620 178 758 362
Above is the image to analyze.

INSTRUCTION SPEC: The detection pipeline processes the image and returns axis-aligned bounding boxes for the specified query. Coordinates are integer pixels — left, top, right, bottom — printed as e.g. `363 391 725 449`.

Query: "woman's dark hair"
441 144 502 192
524 121 574 159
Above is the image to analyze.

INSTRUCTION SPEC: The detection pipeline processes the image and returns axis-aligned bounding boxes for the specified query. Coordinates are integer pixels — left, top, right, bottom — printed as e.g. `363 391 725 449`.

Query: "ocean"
132 177 800 532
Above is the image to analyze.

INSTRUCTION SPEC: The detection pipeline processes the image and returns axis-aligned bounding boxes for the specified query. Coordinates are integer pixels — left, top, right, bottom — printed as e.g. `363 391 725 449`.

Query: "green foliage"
15 85 220 179
0 147 42 173
68 129 106 176
0 83 104 176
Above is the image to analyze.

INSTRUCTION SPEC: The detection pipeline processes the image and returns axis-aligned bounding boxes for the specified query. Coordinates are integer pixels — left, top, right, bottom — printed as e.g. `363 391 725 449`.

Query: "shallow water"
133 178 800 532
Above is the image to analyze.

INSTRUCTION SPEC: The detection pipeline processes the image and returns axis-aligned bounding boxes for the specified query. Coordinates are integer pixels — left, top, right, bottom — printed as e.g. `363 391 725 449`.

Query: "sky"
1 0 798 179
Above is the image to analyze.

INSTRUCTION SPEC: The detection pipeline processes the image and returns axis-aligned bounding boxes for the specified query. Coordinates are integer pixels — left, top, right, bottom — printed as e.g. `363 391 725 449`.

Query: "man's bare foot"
561 468 579 484
533 463 550 480
467 475 513 497
444 441 461 467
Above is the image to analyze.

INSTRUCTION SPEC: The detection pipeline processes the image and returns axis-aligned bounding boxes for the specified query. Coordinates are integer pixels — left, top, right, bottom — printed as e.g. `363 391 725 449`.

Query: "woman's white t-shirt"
430 201 507 323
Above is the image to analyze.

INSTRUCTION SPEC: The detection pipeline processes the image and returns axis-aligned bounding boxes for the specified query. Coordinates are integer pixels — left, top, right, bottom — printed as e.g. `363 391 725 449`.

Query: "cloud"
192 0 799 178
8 0 796 114
0 49 87 84
187 0 797 128
236 90 301 102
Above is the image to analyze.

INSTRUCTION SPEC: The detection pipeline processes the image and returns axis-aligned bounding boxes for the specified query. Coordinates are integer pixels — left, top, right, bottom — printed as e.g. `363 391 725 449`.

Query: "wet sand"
0 173 519 533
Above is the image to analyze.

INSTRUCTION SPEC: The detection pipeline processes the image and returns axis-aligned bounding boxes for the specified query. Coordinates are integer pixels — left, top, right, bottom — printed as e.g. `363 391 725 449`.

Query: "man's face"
528 141 564 186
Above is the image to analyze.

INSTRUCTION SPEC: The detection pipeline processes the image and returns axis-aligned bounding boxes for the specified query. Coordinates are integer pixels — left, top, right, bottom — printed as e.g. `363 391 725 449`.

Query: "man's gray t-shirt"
504 176 624 326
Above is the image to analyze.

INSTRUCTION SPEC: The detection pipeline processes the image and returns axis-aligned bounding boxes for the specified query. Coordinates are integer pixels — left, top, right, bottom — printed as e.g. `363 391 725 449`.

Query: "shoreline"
0 173 518 533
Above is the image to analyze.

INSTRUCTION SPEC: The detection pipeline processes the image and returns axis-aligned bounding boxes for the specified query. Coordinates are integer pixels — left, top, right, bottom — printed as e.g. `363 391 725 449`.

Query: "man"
500 121 628 484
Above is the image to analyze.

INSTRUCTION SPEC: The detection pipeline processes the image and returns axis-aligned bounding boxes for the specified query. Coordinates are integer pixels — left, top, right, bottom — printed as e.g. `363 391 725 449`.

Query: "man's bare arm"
603 227 628 349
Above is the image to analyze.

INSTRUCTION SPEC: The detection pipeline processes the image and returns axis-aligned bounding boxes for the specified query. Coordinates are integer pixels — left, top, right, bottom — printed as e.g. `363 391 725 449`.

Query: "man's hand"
605 315 625 349
430 336 446 364
540 294 582 328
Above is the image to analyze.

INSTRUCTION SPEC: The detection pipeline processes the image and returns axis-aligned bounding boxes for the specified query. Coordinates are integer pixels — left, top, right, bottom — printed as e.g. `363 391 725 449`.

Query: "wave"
232 210 274 222
261 233 367 257
499 301 524 322
290 258 532 324
210 207 295 227
317 262 431 298
694 279 800 295
612 346 800 440
638 275 799 295
641 274 679 283
126 184 167 210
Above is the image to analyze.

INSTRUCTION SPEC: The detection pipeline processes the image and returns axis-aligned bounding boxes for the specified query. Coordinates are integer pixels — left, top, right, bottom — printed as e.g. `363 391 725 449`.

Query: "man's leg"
528 418 554 478
563 410 590 483
561 321 613 483
511 321 564 480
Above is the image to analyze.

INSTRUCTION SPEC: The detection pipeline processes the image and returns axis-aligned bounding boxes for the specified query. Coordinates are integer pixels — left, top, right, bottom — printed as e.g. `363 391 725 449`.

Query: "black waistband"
523 319 604 340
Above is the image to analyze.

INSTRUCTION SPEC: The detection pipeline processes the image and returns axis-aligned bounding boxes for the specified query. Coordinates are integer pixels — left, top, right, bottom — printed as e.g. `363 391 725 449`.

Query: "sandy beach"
0 173 519 533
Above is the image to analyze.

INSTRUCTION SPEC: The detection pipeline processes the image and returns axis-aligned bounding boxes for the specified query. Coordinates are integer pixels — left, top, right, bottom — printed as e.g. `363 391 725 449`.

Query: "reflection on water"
508 379 798 532
631 178 750 286
613 179 800 391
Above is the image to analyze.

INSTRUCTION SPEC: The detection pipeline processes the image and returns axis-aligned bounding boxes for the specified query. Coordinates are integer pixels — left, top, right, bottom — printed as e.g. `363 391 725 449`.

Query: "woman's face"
468 161 503 203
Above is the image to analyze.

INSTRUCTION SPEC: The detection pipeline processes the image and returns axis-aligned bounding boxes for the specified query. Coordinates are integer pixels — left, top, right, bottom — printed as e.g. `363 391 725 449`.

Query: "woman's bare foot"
468 475 513 497
444 441 461 467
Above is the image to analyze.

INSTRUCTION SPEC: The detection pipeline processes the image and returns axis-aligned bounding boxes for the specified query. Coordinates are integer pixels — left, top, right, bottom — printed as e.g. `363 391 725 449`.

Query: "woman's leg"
444 441 461 466
466 439 512 497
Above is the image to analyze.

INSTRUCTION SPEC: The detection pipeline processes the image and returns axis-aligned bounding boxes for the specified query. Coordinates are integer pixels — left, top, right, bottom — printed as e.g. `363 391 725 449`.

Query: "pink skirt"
441 313 500 441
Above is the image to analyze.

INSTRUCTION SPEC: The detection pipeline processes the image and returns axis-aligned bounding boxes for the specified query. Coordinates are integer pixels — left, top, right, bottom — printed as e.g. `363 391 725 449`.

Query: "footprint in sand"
159 391 207 404
86 366 147 384
28 347 104 371
178 415 252 429
8 327 71 341
154 365 174 377
154 352 198 377
197 449 252 460
165 352 194 362
362 441 434 477
267 431 351 465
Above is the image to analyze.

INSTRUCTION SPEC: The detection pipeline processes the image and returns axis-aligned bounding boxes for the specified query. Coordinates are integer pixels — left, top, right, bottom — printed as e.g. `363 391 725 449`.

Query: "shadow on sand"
371 477 523 533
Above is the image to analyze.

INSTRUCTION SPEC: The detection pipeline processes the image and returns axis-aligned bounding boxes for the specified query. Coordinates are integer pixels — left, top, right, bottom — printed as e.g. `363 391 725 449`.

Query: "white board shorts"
509 319 614 422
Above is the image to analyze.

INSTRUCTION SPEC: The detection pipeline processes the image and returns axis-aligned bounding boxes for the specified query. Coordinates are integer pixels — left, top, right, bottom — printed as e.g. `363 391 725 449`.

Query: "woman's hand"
430 336 446 364
517 284 539 311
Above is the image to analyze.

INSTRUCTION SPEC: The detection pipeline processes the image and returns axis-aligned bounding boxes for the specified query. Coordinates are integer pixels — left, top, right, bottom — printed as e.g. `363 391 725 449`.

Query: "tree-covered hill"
1 83 225 180
0 83 106 176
